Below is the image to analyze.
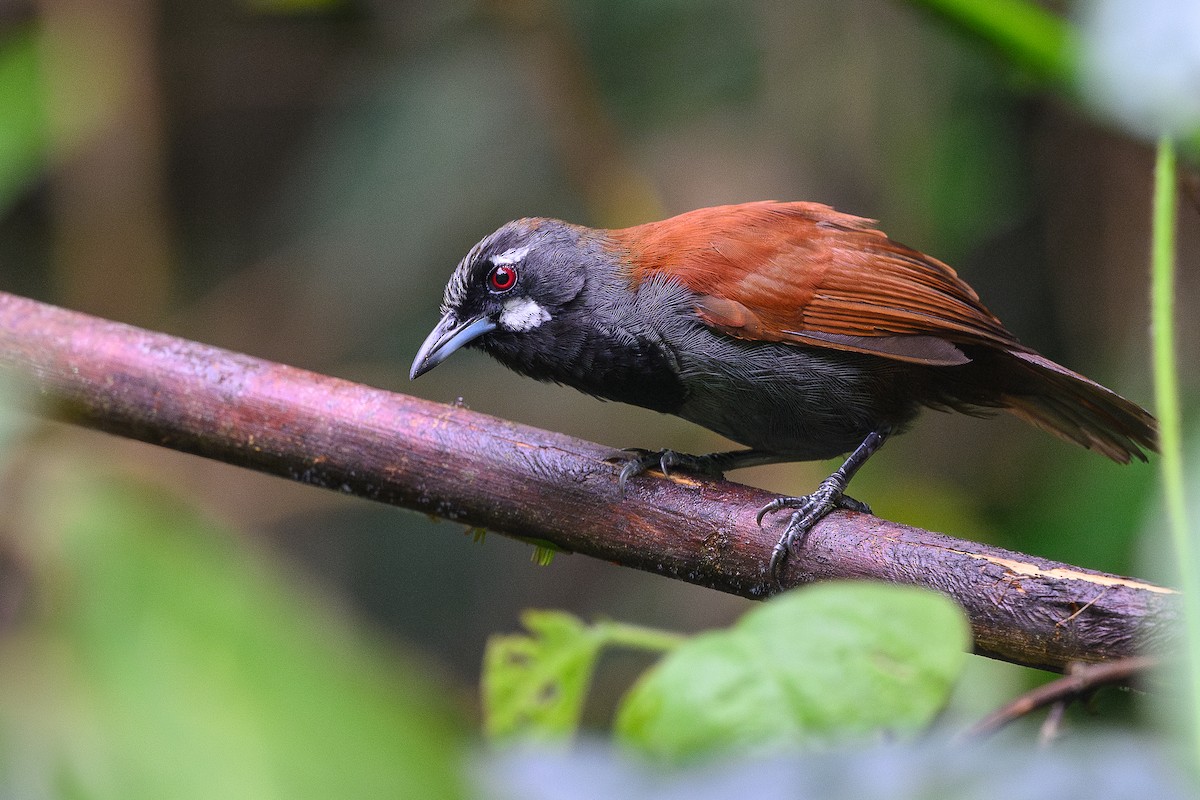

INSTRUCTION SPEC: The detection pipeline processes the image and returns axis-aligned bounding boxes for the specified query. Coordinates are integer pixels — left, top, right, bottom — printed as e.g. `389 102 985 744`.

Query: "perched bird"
410 201 1157 585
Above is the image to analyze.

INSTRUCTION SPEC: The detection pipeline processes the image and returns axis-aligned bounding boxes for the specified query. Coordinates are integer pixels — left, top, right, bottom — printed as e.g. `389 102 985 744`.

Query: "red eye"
488 264 517 292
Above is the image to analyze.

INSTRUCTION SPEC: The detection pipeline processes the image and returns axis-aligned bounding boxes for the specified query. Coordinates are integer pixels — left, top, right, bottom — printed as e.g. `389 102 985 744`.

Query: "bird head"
409 218 596 380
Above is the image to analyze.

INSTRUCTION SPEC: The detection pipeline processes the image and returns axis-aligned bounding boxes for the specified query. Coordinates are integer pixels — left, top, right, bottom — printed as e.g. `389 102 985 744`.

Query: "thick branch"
0 291 1178 671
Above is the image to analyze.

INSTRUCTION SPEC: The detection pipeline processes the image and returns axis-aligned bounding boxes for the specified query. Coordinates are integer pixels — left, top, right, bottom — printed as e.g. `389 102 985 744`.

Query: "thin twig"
965 655 1157 739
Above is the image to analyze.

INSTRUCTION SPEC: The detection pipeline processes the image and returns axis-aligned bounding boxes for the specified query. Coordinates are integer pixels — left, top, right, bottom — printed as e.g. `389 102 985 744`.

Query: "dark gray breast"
477 260 696 415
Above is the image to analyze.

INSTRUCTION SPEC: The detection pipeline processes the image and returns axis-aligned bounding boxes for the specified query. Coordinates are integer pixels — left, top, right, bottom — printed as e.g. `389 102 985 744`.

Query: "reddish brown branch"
0 291 1178 672
966 656 1158 739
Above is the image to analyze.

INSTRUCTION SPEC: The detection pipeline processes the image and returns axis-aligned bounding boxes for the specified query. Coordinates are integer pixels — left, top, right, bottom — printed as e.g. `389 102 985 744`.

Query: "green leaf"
908 0 1077 88
482 611 684 742
615 581 970 761
483 611 607 742
0 26 49 214
0 469 467 799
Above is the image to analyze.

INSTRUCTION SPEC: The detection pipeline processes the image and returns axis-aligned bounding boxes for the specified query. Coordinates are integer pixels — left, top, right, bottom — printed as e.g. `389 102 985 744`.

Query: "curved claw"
767 537 790 585
612 449 679 496
617 460 642 495
755 496 793 526
608 448 731 497
838 495 871 514
757 428 890 591
607 449 655 497
756 491 870 527
759 487 873 590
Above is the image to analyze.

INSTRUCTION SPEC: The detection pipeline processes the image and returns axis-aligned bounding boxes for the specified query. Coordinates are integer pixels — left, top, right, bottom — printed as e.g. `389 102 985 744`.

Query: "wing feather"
609 201 1018 366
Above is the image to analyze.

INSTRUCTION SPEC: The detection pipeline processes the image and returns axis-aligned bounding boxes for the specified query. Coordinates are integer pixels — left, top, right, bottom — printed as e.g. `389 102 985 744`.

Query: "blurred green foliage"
565 0 759 128
482 585 969 761
0 0 1196 791
911 0 1075 87
614 583 969 761
0 465 466 798
0 27 46 216
482 610 683 742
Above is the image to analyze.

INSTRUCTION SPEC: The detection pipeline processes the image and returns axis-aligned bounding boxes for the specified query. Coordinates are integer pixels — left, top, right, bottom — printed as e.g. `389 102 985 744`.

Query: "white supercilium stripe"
490 246 530 266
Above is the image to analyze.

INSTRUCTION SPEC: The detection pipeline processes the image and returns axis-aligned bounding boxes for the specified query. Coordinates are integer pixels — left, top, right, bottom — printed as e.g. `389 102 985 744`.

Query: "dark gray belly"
673 332 922 459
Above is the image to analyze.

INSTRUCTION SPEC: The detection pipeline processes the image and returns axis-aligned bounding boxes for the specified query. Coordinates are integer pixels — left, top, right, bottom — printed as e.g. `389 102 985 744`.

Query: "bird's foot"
757 480 871 589
607 448 728 496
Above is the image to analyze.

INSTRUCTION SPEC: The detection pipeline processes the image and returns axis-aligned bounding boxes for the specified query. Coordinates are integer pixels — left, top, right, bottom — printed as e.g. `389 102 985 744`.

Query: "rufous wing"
610 201 1020 367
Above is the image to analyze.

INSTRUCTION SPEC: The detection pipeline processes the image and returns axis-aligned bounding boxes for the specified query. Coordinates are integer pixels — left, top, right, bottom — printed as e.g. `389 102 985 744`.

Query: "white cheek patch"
491 246 530 266
500 297 552 331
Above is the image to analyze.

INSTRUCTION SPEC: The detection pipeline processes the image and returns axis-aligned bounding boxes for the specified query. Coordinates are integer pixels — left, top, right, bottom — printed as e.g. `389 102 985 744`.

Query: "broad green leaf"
0 468 466 799
483 610 606 741
615 581 970 761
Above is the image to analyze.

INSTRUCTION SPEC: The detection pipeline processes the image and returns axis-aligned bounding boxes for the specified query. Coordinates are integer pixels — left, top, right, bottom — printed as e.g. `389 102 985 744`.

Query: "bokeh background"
0 0 1196 794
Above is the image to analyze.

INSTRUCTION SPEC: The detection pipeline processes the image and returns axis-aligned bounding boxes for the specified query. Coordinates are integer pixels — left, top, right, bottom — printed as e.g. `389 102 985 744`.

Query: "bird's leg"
608 448 788 495
758 428 892 589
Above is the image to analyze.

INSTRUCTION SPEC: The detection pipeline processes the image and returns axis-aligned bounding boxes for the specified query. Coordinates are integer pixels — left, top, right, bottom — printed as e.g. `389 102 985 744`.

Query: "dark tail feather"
999 350 1157 464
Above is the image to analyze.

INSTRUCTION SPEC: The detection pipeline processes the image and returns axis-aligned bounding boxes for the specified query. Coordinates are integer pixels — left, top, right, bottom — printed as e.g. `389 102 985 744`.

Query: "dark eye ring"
488 264 518 293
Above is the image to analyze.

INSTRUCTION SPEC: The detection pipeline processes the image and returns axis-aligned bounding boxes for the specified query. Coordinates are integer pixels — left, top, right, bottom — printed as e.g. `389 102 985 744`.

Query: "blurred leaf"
919 92 1027 255
483 611 684 742
909 0 1076 88
614 581 970 761
483 611 608 742
565 0 759 128
0 469 466 799
0 26 48 215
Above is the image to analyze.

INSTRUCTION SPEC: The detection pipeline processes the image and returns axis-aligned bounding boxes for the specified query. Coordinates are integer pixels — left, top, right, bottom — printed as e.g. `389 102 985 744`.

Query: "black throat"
478 272 696 415
480 315 688 414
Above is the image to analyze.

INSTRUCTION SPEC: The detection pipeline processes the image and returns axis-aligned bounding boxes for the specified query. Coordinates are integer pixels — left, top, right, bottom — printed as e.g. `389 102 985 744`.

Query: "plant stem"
1151 134 1198 762
598 621 687 654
